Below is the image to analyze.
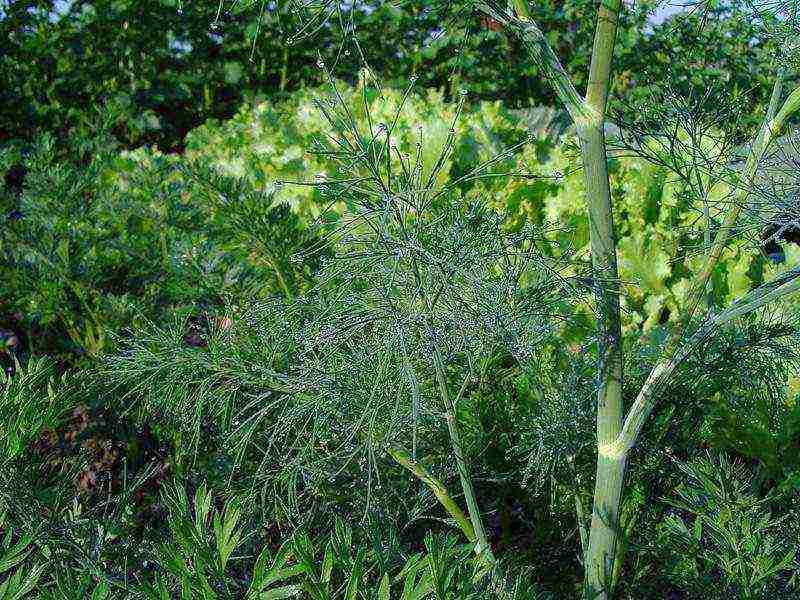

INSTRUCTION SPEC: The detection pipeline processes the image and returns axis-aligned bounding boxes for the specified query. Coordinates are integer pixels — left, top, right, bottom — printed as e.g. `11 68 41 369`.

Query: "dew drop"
459 88 468 96
410 75 419 83
317 59 325 69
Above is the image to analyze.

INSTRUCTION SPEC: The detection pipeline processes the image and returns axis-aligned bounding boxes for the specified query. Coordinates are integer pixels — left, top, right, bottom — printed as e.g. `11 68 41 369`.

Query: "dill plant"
95 57 589 595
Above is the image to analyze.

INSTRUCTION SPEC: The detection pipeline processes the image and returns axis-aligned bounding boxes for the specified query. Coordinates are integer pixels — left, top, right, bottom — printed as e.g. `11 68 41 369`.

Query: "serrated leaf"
321 545 334 585
90 580 111 600
378 574 391 600
258 584 303 600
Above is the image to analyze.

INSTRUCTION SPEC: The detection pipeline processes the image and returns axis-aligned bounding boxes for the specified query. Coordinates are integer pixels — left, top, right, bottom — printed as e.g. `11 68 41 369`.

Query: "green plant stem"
570 1 626 598
484 2 626 596
387 445 476 542
269 256 293 300
485 1 595 127
610 497 639 594
431 350 496 565
256 241 293 300
690 149 713 311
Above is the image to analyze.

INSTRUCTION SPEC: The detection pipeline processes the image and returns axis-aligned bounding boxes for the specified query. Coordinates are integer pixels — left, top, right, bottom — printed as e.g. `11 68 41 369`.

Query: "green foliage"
0 0 789 163
0 505 46 600
654 452 800 599
6 3 800 598
1 0 282 156
4 69 794 367
136 480 267 599
0 75 584 367
37 64 794 596
0 126 324 365
0 356 72 463
132 478 550 600
472 120 800 337
682 313 800 488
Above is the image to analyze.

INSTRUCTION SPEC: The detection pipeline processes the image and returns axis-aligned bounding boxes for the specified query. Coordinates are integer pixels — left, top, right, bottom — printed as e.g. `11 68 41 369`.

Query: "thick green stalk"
586 36 800 600
571 2 626 598
484 0 595 125
488 2 625 596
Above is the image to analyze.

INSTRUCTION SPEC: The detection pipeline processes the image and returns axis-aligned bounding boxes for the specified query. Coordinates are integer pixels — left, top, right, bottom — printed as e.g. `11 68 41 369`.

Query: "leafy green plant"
0 125 325 365
97 47 599 592
133 477 550 600
655 451 799 599
0 356 73 463
0 505 46 600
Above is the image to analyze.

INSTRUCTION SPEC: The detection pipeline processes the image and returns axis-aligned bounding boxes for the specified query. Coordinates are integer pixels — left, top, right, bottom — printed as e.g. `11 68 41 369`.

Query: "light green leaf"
378 574 391 600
